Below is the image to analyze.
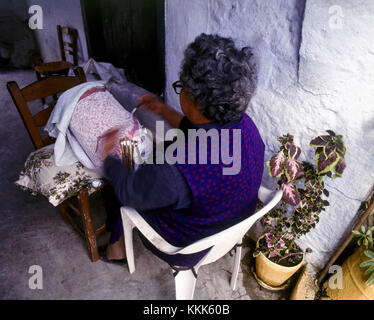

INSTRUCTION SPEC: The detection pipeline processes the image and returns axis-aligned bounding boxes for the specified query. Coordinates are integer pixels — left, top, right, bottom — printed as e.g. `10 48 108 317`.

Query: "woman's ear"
180 91 213 124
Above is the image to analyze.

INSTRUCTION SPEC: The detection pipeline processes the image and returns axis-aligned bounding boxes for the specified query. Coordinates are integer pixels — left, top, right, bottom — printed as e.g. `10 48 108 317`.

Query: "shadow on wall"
0 1 41 68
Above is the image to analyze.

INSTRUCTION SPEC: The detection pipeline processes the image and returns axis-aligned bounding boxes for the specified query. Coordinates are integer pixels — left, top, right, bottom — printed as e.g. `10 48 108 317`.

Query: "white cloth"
46 59 155 169
68 58 128 84
44 81 105 167
45 80 154 171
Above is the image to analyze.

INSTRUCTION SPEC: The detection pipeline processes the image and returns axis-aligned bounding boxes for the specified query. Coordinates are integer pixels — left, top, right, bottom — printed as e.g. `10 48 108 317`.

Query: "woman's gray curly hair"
180 33 257 124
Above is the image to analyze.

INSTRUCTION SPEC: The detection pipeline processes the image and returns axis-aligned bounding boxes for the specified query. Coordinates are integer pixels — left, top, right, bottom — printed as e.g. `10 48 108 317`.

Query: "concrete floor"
0 69 283 300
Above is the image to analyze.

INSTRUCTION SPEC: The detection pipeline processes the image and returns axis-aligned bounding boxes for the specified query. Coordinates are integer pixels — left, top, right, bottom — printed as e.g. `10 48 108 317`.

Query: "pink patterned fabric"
70 87 139 167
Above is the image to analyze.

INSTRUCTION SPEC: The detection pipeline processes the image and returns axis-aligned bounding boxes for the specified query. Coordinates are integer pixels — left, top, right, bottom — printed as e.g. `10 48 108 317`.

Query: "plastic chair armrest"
121 206 181 254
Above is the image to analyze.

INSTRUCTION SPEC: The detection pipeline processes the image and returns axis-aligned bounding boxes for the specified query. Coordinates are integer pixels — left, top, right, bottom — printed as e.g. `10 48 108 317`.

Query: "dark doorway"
81 0 165 95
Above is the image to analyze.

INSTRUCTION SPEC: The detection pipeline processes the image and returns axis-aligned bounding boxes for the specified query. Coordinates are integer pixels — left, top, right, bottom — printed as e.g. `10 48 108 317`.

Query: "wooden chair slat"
64 49 74 56
7 81 44 149
57 25 66 62
62 26 74 35
63 41 73 48
7 67 86 149
21 76 82 102
33 104 55 127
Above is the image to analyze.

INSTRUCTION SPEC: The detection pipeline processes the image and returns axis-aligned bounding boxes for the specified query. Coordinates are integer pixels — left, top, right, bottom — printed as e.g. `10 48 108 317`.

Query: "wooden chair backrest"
7 67 86 150
57 25 78 66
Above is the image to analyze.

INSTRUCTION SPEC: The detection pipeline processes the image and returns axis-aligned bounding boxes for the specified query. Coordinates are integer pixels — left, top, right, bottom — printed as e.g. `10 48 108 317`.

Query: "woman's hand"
139 93 167 116
101 127 120 160
139 93 184 128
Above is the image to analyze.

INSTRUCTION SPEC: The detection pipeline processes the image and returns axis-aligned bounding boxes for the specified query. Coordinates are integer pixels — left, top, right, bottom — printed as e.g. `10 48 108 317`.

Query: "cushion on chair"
15 144 104 206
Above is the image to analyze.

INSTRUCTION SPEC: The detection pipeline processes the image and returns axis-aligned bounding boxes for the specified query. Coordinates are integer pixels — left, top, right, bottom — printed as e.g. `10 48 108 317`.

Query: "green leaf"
360 260 374 268
364 265 374 276
366 272 374 286
352 230 361 236
361 225 365 233
364 250 374 259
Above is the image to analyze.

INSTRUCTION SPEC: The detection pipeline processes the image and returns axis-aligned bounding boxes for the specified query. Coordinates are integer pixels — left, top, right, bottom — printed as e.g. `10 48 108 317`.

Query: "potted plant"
253 130 347 288
325 226 374 299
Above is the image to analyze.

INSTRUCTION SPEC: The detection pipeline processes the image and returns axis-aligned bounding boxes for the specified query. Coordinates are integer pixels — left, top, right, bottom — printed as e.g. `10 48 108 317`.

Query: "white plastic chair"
120 185 282 300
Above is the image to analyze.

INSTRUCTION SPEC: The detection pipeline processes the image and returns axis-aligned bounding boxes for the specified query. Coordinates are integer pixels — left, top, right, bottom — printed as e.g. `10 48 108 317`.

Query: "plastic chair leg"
174 268 199 300
123 217 136 274
230 244 242 290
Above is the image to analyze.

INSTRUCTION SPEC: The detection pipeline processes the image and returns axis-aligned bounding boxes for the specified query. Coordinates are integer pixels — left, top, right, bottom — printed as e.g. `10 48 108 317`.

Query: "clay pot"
325 247 374 300
255 236 304 287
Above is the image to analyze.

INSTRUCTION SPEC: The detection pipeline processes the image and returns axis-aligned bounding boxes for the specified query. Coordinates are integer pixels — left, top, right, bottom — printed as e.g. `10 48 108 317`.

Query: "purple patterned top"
140 113 264 267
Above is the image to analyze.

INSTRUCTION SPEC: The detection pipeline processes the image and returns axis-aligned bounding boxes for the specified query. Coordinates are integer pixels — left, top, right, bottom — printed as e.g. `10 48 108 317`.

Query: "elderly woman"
100 33 264 268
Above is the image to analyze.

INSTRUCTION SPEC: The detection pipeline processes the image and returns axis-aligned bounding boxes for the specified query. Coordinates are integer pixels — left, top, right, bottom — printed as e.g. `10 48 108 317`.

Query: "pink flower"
269 249 279 258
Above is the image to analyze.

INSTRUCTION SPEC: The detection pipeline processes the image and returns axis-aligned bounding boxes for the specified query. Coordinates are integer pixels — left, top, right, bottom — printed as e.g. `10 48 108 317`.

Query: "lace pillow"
70 89 143 167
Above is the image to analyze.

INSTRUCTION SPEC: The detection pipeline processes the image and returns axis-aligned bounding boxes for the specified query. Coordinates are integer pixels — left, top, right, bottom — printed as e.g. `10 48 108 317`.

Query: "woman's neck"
187 108 214 125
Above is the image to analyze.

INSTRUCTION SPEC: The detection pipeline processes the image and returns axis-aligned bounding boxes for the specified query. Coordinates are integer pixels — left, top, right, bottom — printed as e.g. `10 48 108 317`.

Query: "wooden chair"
34 26 79 103
7 67 105 262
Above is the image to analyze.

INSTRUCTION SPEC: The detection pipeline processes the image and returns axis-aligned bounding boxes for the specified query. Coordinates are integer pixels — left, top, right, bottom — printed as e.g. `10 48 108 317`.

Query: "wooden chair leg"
58 201 85 238
77 188 99 262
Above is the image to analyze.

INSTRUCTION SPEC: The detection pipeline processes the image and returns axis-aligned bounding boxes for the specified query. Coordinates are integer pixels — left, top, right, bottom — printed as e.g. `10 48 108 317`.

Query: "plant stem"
278 251 303 264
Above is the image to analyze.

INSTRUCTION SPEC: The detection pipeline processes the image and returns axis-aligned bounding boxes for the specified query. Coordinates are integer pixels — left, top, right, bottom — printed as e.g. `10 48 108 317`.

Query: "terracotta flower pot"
255 236 304 287
325 247 374 300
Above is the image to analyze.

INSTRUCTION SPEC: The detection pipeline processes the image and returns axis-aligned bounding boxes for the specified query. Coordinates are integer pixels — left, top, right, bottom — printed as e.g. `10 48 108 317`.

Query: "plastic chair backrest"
175 186 282 260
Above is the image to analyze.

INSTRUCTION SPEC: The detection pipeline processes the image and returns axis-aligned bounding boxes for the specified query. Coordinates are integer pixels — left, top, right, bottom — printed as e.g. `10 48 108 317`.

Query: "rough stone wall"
164 0 374 268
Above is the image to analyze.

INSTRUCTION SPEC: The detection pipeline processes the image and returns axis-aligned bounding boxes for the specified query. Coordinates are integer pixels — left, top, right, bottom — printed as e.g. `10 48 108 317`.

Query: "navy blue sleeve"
103 156 192 211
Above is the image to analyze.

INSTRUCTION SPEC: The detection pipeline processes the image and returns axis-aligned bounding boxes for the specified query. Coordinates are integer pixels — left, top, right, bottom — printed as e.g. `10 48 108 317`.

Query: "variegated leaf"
323 141 335 158
284 158 303 182
310 136 325 147
266 151 285 178
277 133 294 146
334 158 346 176
310 135 331 147
335 140 346 157
288 144 301 160
281 183 301 206
315 151 339 174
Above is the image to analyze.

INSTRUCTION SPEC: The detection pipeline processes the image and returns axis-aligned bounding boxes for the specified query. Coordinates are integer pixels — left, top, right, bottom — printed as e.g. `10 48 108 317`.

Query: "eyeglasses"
172 80 184 95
